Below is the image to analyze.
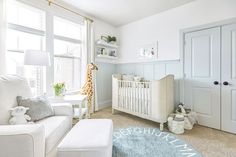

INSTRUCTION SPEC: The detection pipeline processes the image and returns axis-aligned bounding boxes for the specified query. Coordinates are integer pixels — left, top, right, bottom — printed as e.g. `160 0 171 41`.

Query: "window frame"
53 16 83 91
5 0 85 95
6 1 46 95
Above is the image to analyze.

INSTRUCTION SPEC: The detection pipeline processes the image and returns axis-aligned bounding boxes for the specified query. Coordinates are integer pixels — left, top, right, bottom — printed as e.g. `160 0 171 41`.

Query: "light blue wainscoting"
96 62 116 109
116 60 182 106
96 60 182 110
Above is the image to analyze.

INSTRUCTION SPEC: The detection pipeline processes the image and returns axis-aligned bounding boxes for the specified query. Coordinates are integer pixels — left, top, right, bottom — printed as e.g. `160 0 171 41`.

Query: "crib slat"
146 83 148 115
124 82 126 109
127 82 131 110
148 83 151 115
141 86 143 114
126 82 128 109
138 84 140 114
135 82 137 112
126 82 127 110
138 83 141 113
131 82 133 111
119 81 121 108
127 82 129 109
117 80 152 116
143 83 147 114
121 81 122 108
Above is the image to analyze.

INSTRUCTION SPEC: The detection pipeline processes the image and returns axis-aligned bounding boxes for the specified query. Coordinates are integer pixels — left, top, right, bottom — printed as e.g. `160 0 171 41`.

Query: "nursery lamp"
24 50 51 66
24 50 51 95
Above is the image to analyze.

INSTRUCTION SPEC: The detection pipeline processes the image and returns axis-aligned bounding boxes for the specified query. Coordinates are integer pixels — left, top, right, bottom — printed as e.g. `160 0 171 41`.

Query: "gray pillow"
17 96 54 122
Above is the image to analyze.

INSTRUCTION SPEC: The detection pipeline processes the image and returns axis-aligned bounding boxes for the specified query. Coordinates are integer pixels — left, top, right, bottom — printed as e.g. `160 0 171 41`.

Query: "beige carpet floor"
91 107 236 157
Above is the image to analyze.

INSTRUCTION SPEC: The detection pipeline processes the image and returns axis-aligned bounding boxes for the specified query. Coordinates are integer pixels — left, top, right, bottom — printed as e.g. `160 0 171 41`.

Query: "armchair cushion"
0 124 45 157
51 103 73 118
36 116 71 154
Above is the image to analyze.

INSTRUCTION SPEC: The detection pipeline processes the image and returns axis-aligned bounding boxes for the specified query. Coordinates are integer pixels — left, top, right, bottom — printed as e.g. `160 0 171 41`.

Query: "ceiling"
62 0 195 26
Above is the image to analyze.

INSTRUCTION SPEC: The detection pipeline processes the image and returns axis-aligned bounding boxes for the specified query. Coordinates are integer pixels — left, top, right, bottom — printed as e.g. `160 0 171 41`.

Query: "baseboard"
97 100 112 110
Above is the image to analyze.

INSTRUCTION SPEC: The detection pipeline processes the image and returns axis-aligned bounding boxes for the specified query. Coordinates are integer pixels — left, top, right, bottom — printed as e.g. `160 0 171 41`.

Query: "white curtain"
84 19 98 113
0 0 6 75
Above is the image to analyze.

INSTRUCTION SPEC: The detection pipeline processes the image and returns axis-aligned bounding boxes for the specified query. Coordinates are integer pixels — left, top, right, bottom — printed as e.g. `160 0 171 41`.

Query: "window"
6 1 45 95
53 17 82 91
5 0 85 95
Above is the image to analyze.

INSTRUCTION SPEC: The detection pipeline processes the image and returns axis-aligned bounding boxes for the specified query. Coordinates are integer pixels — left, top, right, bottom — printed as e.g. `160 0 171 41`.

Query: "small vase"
54 88 65 97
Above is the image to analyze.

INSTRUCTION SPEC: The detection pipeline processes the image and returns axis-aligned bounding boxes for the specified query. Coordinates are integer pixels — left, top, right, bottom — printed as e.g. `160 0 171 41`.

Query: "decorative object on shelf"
101 35 108 42
107 35 117 44
100 48 105 55
138 41 158 60
109 49 116 56
79 63 98 114
95 36 118 61
101 35 117 44
53 82 66 96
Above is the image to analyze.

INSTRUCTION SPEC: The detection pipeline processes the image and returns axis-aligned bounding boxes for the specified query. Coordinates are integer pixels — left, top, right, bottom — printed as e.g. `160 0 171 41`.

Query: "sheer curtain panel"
0 0 6 75
84 19 98 113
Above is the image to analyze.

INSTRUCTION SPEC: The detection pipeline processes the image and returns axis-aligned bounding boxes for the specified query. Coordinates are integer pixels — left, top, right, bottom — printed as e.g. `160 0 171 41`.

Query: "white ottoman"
57 119 113 157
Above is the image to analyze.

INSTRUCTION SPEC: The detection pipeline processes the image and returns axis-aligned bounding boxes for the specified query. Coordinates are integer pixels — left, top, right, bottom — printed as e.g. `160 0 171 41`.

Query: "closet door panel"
222 23 236 134
184 27 221 129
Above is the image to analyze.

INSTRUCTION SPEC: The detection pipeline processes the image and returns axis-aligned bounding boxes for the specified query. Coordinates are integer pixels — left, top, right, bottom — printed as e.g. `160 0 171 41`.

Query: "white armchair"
0 124 45 157
0 75 73 157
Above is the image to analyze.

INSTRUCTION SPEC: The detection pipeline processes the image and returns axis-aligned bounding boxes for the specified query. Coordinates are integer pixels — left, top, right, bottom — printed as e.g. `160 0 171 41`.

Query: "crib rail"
117 80 151 115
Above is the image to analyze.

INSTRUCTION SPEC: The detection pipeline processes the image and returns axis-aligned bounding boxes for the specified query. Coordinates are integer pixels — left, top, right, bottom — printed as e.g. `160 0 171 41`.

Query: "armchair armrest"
51 103 73 118
0 124 45 157
51 103 73 127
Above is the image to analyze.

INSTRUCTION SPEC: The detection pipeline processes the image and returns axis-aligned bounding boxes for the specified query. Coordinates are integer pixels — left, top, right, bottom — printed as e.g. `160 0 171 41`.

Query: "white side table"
49 94 89 120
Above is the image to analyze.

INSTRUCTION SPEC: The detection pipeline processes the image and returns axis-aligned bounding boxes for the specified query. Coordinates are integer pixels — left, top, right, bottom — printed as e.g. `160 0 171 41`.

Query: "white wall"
115 0 236 106
94 19 119 42
118 0 236 63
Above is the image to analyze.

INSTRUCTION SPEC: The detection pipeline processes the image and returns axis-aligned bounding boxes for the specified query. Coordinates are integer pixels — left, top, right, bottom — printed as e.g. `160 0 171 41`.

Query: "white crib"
112 74 174 130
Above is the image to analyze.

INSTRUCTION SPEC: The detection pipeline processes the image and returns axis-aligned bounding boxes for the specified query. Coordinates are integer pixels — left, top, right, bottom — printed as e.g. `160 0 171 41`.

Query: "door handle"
223 81 229 86
213 81 219 85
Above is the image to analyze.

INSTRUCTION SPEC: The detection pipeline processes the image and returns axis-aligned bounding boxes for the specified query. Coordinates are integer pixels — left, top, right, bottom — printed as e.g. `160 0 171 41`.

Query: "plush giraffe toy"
80 63 98 114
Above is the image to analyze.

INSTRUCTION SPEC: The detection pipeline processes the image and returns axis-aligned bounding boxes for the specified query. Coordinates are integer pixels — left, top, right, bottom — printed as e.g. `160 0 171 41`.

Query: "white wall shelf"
95 40 119 63
97 54 118 59
95 55 118 64
96 40 118 49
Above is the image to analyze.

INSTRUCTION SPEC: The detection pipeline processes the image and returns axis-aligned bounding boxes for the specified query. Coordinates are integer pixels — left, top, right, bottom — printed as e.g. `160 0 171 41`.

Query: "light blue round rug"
112 127 202 157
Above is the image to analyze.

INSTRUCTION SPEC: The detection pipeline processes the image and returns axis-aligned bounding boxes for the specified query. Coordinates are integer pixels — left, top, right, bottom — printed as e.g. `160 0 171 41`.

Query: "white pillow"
134 76 143 82
122 75 134 81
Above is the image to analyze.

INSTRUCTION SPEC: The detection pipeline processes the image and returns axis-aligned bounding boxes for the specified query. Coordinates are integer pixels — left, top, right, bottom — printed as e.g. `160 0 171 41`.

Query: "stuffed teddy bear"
9 106 31 125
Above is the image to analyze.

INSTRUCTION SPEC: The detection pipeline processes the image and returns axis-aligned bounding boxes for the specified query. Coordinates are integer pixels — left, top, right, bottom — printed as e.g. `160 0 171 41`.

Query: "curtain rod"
47 0 94 23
